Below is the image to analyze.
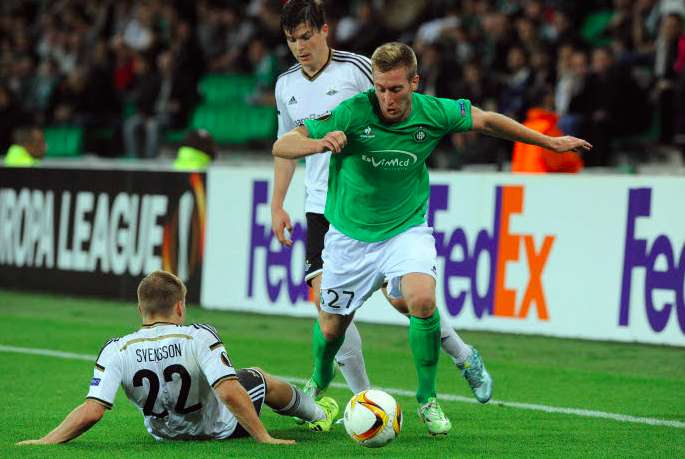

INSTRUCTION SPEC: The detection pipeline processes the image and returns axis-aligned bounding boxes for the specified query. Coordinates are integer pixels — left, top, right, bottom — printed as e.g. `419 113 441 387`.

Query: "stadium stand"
1 0 684 171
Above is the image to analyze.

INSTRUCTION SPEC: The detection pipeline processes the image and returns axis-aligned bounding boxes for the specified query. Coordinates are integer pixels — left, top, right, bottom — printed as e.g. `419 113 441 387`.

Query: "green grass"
1 290 684 458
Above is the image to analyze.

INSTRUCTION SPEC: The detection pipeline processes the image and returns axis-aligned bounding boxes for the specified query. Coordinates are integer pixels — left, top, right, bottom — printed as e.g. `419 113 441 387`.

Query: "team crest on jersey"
360 125 375 139
326 87 338 96
413 126 428 143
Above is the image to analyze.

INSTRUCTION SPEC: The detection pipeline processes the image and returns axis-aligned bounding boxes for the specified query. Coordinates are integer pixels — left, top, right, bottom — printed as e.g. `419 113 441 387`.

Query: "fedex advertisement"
202 167 685 346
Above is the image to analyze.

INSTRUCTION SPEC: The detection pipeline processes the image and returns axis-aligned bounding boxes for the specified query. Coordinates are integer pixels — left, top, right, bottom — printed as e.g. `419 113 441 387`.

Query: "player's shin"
439 315 472 365
312 320 344 390
335 322 371 393
409 309 441 404
273 384 325 422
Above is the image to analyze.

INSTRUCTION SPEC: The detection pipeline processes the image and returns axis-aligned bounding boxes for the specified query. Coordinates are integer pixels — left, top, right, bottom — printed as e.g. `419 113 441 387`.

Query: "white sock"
274 385 325 421
440 315 472 365
335 321 371 393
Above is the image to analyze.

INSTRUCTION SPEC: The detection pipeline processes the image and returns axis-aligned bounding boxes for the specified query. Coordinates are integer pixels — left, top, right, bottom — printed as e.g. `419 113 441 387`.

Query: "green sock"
312 320 344 390
409 310 441 404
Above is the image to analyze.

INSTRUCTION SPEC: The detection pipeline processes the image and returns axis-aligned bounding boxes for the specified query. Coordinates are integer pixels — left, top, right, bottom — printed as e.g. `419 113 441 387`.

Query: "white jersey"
276 49 373 214
86 322 240 441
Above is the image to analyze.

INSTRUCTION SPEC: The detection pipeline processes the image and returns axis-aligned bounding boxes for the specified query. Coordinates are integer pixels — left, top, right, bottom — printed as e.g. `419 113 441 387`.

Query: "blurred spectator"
557 48 590 136
0 85 27 153
199 2 255 72
417 43 456 98
499 46 532 120
174 128 217 170
121 3 157 53
246 36 278 106
482 12 514 75
336 0 386 57
453 60 497 108
654 12 685 144
52 68 90 124
25 59 60 124
571 47 648 166
3 126 46 167
512 87 584 173
124 50 199 158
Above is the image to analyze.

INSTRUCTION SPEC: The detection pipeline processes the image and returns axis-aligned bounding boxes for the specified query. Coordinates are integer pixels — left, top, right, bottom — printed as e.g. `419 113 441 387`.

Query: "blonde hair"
371 42 417 79
137 271 187 316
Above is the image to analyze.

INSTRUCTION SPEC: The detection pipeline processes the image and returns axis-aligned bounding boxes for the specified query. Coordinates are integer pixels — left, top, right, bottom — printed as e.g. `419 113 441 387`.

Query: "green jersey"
304 89 472 242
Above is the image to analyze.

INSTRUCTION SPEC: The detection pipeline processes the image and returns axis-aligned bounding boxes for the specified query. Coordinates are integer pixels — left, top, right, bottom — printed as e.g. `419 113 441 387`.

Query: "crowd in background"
1 0 685 168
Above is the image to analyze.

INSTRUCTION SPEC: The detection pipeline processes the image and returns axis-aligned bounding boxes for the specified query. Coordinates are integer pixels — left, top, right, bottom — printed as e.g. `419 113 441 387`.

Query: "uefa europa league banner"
0 167 206 302
202 167 685 347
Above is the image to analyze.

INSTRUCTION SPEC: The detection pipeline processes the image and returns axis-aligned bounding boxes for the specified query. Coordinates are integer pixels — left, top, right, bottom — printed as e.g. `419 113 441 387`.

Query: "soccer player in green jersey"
272 42 592 436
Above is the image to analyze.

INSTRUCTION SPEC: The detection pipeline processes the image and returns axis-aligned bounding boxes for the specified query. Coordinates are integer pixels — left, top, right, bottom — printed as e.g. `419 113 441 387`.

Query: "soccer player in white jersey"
272 0 494 405
16 271 338 446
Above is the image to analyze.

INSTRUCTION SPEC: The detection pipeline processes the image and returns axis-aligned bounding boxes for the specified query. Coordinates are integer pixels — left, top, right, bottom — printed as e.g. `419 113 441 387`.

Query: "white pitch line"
2 344 684 430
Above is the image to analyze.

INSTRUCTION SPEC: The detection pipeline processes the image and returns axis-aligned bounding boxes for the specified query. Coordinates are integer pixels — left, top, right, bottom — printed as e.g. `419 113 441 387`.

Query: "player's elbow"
272 140 282 157
214 378 242 406
82 400 106 424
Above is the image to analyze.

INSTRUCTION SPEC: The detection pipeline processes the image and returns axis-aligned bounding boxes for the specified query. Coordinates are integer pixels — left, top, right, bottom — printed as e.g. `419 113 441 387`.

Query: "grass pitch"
1 290 683 458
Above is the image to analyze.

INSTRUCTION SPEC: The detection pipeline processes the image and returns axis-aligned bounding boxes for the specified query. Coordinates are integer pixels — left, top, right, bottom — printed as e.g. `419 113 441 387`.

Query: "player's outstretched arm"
16 400 105 445
273 126 347 159
272 157 296 247
470 106 593 153
215 379 295 445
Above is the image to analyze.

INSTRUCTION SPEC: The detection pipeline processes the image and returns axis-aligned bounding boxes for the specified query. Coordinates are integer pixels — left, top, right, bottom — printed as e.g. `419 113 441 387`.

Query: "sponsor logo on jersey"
315 111 332 121
326 87 338 96
413 126 427 143
90 377 101 386
360 126 375 139
361 150 418 169
294 112 330 126
288 96 298 105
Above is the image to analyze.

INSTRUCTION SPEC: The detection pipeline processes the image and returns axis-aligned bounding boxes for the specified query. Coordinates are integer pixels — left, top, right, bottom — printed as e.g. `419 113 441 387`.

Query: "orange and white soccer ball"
343 389 402 448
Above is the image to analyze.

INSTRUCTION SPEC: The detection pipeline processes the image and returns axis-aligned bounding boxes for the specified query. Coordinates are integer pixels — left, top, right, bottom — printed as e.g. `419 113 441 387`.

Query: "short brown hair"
137 271 187 316
281 0 326 34
371 42 417 79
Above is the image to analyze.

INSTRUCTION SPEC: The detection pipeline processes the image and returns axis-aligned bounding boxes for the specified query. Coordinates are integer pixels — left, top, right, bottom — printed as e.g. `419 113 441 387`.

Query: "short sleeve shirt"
304 90 472 242
86 323 239 440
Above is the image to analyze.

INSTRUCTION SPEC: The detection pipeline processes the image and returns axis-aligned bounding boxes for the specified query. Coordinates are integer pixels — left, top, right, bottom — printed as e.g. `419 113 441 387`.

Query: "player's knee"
407 294 436 318
388 297 409 314
320 321 344 341
251 367 265 376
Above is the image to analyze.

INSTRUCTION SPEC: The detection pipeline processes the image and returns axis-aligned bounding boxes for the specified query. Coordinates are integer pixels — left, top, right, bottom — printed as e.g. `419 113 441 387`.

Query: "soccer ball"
343 389 402 448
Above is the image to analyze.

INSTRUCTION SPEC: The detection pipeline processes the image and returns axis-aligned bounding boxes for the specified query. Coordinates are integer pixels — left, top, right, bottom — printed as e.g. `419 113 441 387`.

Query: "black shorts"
305 212 330 286
227 368 268 439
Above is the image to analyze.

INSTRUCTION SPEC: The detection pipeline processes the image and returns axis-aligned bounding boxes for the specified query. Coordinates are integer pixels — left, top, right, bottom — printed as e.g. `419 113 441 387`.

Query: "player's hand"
319 131 347 154
259 436 296 445
16 439 46 446
271 207 293 247
548 136 593 153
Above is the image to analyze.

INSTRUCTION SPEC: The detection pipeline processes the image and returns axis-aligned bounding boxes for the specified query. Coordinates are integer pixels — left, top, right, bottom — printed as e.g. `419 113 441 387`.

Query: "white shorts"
320 224 437 315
